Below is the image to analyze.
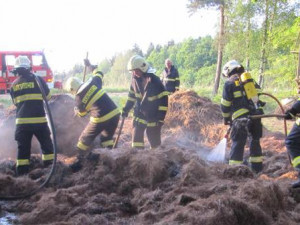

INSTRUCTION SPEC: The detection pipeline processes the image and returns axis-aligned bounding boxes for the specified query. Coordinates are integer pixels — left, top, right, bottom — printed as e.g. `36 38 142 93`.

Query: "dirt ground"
1 90 300 225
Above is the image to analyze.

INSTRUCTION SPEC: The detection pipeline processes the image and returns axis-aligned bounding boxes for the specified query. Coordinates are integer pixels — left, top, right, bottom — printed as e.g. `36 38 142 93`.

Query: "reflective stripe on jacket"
123 73 168 123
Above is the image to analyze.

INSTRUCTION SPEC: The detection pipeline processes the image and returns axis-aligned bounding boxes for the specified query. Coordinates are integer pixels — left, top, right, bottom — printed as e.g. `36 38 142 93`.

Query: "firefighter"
161 58 180 94
64 59 120 164
284 99 300 188
122 55 168 149
10 56 54 176
221 60 264 173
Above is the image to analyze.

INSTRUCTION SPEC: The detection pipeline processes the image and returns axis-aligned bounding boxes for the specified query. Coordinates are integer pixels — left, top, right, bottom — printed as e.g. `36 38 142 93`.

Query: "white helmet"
64 77 83 95
222 60 242 77
127 55 149 73
14 56 31 69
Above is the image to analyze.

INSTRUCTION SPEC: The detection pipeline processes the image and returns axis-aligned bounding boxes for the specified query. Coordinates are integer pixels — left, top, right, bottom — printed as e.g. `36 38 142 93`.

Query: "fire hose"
249 92 291 164
0 75 58 200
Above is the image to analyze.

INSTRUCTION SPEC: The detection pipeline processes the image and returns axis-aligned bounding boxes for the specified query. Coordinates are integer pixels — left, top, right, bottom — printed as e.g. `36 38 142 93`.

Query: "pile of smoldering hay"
0 91 300 224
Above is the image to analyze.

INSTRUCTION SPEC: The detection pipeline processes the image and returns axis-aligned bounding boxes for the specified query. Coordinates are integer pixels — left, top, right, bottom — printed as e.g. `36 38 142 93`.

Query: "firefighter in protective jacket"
122 55 168 149
161 58 180 94
10 56 54 176
220 60 264 173
284 99 300 188
65 60 120 153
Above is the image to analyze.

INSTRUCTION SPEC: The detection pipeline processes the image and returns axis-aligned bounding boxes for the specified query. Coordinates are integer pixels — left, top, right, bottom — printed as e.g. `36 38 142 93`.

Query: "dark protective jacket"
289 99 300 125
123 73 168 124
161 65 180 93
10 72 51 129
221 74 262 121
75 73 119 122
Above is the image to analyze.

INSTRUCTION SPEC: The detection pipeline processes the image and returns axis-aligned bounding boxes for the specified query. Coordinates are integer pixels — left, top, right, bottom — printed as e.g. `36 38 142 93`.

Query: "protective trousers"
77 115 119 151
229 118 263 172
285 124 300 170
15 126 54 175
132 122 162 149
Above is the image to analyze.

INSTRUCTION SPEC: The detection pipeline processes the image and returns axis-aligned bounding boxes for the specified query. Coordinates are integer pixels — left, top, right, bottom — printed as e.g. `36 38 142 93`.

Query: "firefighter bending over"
122 55 168 149
220 60 265 173
64 60 120 169
284 99 300 188
161 58 180 94
10 56 54 176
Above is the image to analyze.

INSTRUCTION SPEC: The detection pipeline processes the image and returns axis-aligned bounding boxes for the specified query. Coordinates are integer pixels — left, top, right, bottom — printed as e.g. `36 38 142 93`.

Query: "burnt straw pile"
0 91 299 224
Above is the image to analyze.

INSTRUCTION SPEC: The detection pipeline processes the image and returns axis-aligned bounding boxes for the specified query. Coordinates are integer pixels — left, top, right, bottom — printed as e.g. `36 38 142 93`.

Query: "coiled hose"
0 75 57 200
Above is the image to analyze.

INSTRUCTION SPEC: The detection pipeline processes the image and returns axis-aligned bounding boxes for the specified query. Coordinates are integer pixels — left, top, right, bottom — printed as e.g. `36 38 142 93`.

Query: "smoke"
0 94 88 160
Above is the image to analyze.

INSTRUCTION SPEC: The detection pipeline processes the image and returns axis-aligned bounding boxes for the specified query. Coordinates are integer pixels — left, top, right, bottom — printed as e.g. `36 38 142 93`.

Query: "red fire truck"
0 51 54 94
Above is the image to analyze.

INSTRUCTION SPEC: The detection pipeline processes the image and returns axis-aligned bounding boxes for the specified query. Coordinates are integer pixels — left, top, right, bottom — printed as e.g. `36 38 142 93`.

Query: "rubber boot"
69 151 86 172
251 162 263 174
16 165 30 176
292 171 300 188
43 159 53 168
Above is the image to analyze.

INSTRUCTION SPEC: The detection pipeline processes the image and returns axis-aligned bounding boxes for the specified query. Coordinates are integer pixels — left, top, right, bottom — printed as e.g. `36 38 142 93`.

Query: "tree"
187 0 226 96
132 43 143 56
145 42 155 58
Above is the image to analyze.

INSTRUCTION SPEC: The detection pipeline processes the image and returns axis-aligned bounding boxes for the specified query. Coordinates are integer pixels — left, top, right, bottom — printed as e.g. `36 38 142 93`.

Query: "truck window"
32 55 43 66
5 55 16 66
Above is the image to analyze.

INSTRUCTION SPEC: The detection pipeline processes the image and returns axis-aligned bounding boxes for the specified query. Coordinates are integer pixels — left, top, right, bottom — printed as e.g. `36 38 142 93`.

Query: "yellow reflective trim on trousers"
233 91 242 98
16 117 47 124
147 122 157 127
132 142 144 147
175 78 180 81
292 156 300 168
14 93 43 104
229 160 243 165
158 106 168 111
77 141 89 151
221 98 232 107
222 112 231 117
249 156 263 163
42 154 54 161
134 117 147 125
90 108 120 123
127 97 136 102
17 159 30 166
102 140 114 147
232 108 249 119
85 89 106 111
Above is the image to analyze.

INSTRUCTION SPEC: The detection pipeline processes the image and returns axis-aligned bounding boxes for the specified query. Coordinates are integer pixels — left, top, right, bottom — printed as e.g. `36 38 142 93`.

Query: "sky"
0 0 218 72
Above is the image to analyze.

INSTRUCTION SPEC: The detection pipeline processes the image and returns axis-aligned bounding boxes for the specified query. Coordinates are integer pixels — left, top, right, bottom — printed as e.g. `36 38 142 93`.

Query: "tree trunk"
212 5 225 96
258 0 269 87
245 0 251 71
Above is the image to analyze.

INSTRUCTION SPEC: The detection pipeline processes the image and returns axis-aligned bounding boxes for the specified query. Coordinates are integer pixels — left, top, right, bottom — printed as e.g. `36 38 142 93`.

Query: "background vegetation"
56 0 299 110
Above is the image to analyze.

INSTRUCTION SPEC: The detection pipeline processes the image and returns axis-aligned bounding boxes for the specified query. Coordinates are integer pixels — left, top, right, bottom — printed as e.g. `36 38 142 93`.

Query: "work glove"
121 109 128 118
257 100 266 107
285 108 297 120
223 117 232 126
84 59 91 67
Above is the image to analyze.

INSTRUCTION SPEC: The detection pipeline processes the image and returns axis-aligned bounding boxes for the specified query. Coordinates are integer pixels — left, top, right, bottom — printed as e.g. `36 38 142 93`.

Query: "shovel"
207 127 231 163
113 116 125 149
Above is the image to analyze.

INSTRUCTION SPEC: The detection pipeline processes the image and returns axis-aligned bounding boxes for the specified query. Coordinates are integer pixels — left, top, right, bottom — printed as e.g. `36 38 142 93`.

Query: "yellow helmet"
64 77 83 95
127 55 149 73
